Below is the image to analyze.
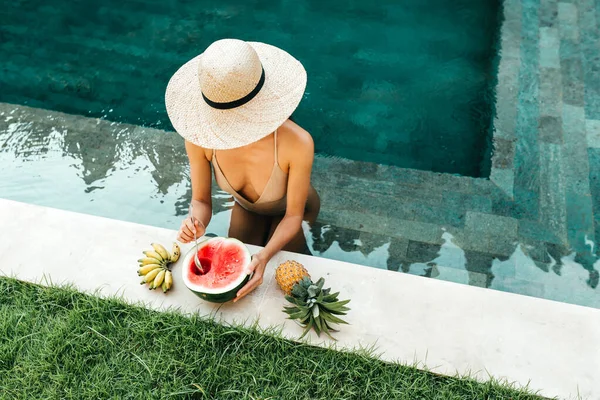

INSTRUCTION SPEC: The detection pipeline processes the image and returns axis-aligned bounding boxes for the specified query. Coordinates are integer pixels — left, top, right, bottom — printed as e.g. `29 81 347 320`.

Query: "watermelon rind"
181 237 252 303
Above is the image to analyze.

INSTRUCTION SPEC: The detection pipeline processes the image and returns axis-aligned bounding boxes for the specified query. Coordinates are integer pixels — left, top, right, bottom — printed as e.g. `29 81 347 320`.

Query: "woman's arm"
259 137 313 260
178 140 213 243
234 130 314 301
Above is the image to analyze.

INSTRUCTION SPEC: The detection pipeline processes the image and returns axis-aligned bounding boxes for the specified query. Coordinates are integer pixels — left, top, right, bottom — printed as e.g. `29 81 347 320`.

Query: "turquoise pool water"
0 0 502 177
2 0 597 309
1 101 598 309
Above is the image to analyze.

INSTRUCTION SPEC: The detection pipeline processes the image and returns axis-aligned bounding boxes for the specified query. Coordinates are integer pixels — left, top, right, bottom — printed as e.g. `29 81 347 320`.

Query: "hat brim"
165 42 307 150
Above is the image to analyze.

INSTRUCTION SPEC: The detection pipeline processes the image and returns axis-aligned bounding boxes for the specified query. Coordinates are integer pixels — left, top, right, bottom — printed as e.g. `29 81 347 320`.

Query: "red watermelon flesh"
186 238 249 290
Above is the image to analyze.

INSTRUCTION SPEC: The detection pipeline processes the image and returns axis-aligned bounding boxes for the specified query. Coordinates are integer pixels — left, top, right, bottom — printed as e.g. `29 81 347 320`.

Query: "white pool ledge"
1 199 598 399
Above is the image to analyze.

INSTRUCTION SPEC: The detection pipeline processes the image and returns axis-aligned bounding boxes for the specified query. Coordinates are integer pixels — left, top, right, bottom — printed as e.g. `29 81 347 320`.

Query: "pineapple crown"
289 277 329 302
283 276 350 340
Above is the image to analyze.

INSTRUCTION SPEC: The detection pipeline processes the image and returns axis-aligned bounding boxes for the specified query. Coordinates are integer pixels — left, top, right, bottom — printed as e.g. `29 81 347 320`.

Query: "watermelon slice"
181 237 252 303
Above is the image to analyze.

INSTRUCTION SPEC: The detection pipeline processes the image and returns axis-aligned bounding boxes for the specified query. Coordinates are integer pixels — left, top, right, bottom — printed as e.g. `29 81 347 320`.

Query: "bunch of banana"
138 242 180 293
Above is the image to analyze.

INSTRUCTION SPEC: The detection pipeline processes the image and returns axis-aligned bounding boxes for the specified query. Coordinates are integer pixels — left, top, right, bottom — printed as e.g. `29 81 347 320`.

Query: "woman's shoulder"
184 139 212 162
279 119 314 150
278 120 314 169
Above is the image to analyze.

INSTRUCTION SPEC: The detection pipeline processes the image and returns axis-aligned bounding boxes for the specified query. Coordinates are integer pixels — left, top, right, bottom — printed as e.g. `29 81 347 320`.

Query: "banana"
164 270 173 290
138 257 163 266
152 269 166 290
170 242 181 263
138 264 162 276
136 243 177 292
151 243 170 261
143 267 162 284
143 250 164 262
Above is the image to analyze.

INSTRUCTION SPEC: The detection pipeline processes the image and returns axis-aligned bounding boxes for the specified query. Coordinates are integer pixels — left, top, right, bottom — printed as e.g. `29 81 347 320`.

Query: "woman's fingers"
178 218 207 243
234 254 265 301
183 219 199 237
234 274 263 302
178 219 194 243
246 257 260 273
184 218 197 234
177 229 191 243
177 231 192 243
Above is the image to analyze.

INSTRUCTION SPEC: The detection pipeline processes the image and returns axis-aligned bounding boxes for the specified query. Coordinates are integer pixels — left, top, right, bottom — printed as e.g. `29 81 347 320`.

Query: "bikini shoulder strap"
274 129 279 166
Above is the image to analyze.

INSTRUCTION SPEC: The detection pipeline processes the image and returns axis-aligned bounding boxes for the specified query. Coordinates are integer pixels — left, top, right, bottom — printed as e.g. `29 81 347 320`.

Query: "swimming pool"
0 0 501 177
1 0 599 309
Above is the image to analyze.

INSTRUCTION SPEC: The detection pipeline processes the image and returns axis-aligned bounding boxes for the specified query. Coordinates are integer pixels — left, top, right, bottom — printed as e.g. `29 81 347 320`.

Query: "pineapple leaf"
320 309 349 325
283 306 300 314
320 302 350 315
291 284 308 299
299 319 313 339
288 309 310 320
322 299 351 309
311 304 320 319
316 290 324 303
286 279 351 341
296 304 310 313
320 319 336 340
287 304 310 319
286 294 311 307
284 295 297 303
323 319 339 332
300 277 312 288
286 297 307 307
326 308 350 315
312 315 322 336
323 292 340 302
316 277 325 290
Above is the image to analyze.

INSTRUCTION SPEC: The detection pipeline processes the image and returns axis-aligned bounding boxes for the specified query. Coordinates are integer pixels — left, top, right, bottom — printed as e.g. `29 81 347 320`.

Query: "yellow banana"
138 264 162 276
143 250 164 262
152 269 166 290
138 257 163 266
151 243 170 261
143 267 162 284
161 281 169 293
164 270 173 290
170 243 181 263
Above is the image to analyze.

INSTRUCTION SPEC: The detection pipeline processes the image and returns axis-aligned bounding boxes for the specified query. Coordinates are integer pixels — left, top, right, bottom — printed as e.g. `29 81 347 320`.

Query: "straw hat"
165 39 307 149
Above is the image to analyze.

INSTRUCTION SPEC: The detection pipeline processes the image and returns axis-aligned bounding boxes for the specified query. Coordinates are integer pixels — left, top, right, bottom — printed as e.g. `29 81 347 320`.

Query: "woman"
165 39 320 303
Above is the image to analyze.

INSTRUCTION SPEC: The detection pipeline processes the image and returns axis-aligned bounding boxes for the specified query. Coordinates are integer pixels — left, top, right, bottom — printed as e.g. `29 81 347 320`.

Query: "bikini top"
211 130 288 216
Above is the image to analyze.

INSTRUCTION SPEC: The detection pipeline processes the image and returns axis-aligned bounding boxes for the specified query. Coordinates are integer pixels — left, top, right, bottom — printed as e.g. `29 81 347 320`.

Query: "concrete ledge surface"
0 199 598 399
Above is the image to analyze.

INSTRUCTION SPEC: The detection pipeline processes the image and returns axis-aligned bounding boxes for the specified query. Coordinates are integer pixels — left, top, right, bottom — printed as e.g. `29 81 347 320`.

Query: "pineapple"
275 260 310 295
275 261 350 340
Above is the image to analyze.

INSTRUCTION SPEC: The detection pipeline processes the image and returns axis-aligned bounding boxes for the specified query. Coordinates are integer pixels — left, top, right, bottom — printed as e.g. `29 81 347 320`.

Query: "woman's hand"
234 253 268 302
177 217 206 243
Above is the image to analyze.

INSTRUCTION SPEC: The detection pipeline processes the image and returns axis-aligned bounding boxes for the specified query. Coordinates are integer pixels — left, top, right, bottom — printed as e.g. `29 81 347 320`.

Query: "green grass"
0 277 547 400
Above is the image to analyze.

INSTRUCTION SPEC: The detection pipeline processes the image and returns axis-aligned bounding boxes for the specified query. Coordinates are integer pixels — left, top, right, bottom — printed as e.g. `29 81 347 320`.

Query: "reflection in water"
0 104 598 308
304 223 600 301
491 246 600 308
0 106 192 228
407 231 471 284
304 222 391 269
304 222 599 307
